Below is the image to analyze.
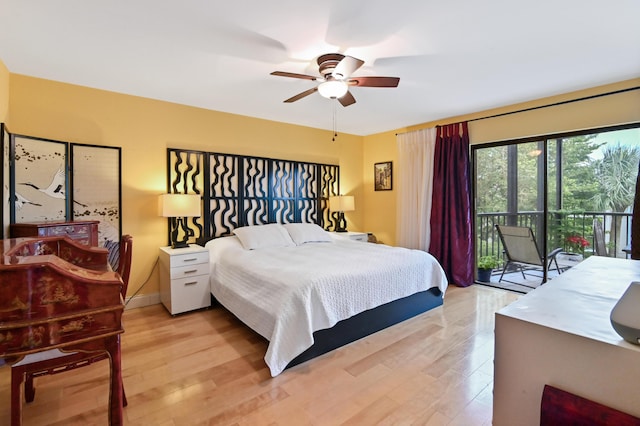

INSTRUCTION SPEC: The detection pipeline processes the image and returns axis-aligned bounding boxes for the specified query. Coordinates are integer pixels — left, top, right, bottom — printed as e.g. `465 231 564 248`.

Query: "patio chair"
593 219 608 256
495 225 563 286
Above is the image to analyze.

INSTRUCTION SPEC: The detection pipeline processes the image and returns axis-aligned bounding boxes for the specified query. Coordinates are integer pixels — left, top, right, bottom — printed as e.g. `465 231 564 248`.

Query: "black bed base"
285 287 443 369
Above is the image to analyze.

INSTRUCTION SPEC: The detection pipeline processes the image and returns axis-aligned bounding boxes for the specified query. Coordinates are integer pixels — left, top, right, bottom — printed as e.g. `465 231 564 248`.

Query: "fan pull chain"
332 101 338 142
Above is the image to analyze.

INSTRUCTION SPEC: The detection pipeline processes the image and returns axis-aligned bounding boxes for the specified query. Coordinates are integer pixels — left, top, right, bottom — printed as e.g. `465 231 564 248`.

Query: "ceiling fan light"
318 80 349 99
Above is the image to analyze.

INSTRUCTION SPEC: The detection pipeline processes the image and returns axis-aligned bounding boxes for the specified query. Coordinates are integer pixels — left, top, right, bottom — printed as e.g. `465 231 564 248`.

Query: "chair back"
593 220 607 256
496 225 543 266
116 235 133 297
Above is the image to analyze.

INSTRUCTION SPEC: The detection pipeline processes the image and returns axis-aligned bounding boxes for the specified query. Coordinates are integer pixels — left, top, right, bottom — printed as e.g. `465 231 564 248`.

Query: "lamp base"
335 212 348 233
171 240 190 249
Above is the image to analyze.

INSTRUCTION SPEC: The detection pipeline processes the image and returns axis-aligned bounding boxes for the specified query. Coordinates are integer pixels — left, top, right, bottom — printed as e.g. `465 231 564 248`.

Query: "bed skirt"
285 287 444 369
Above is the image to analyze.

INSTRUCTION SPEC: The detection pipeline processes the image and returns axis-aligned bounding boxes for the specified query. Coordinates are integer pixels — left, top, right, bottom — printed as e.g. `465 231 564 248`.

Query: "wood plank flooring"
0 285 519 425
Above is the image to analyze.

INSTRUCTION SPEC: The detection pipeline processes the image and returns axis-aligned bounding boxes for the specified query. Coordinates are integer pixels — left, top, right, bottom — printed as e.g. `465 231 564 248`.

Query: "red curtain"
631 160 640 260
429 122 474 287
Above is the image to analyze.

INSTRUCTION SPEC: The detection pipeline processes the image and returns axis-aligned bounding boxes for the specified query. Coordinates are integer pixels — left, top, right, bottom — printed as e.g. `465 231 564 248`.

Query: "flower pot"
478 268 493 282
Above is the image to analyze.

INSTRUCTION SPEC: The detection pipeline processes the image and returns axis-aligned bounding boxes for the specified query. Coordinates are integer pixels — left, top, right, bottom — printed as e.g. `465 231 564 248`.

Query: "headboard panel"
167 148 340 245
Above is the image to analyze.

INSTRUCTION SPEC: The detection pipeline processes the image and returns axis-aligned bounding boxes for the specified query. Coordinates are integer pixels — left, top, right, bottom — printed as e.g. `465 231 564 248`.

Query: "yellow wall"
362 78 640 245
361 130 398 245
6 74 364 300
0 60 9 123
5 68 639 300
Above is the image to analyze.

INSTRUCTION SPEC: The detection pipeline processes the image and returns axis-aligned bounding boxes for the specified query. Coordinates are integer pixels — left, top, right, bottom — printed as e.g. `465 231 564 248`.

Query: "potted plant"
477 255 499 282
565 234 590 255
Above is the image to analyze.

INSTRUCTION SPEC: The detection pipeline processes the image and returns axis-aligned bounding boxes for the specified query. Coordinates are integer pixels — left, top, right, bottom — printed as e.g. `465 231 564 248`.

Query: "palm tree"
591 144 640 255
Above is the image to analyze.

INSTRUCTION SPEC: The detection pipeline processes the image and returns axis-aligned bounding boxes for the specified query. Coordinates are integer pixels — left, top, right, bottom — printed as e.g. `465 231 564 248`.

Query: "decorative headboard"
166 148 340 246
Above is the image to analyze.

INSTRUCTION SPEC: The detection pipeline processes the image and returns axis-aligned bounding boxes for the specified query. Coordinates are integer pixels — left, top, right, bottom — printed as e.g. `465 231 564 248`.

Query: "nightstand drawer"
169 262 209 280
169 275 211 314
169 250 209 267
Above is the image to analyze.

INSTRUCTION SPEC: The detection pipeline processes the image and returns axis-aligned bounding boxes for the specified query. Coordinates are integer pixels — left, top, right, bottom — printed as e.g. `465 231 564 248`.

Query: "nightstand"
159 245 211 315
332 231 369 242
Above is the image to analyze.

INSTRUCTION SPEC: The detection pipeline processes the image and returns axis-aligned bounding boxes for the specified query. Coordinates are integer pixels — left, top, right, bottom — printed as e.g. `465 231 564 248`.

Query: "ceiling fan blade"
338 90 356 107
271 71 319 81
349 76 400 87
332 55 364 79
284 87 318 103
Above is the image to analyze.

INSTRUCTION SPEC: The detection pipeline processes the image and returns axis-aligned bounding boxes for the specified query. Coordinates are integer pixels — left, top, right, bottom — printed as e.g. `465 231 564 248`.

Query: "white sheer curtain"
396 127 437 250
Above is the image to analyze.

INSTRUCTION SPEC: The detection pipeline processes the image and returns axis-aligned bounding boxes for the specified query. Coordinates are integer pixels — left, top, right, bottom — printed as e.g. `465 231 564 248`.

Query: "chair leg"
24 374 36 403
106 336 124 426
11 367 24 426
499 263 509 282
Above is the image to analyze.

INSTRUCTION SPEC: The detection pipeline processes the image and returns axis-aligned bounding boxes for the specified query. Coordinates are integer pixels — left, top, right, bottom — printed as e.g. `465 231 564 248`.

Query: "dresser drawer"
169 262 209 280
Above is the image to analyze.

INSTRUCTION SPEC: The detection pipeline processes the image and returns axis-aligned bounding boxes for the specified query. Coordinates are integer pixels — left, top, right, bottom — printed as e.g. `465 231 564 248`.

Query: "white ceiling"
1 0 639 136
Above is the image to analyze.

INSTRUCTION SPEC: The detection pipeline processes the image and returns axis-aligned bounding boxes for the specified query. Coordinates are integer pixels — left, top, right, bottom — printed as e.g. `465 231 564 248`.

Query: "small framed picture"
374 161 392 191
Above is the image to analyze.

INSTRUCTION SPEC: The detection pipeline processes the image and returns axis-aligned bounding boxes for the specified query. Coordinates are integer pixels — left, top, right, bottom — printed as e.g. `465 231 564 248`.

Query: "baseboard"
124 292 161 310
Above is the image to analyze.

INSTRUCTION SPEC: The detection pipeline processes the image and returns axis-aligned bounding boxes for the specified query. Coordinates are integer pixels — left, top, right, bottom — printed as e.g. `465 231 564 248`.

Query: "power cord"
124 256 159 308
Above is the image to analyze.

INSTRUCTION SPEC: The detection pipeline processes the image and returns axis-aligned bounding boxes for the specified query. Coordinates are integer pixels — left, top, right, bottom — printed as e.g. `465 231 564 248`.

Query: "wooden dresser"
10 220 99 246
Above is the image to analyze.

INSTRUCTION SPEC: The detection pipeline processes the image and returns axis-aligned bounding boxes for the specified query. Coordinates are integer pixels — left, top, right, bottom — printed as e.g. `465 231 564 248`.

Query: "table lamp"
159 193 201 248
329 195 355 233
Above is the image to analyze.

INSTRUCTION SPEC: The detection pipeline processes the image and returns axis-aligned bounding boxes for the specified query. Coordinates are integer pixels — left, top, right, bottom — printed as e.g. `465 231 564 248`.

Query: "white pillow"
283 223 333 245
232 224 295 250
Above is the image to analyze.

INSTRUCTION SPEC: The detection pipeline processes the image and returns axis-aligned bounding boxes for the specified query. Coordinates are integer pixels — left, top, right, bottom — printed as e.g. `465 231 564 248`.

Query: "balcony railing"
477 211 632 263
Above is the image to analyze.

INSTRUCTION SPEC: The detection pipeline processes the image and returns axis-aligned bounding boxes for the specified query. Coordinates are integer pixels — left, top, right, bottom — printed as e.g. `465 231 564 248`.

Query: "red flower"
565 235 590 253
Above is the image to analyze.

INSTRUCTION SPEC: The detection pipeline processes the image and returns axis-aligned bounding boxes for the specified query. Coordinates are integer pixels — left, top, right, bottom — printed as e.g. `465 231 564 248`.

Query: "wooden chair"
11 235 133 421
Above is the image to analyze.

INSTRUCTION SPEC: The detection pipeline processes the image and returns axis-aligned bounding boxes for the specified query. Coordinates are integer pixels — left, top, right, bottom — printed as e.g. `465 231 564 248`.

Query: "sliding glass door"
473 124 639 289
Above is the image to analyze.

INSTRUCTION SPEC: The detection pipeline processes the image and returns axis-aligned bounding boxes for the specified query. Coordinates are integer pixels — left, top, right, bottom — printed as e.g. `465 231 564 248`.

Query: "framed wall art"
374 161 393 191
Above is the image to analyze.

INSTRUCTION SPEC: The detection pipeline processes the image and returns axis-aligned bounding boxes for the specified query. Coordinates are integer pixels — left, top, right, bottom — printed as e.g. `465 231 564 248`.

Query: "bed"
165 149 448 375
206 223 448 376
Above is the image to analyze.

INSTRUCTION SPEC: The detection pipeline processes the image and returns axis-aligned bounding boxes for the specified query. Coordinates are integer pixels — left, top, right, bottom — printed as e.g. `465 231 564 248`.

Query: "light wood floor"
0 285 519 425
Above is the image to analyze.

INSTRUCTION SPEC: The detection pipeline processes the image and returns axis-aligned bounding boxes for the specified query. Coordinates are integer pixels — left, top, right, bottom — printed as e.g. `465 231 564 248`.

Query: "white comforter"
206 236 448 376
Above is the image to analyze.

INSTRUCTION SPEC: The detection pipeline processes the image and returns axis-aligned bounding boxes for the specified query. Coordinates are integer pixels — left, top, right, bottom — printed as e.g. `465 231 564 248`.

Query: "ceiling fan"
271 53 400 107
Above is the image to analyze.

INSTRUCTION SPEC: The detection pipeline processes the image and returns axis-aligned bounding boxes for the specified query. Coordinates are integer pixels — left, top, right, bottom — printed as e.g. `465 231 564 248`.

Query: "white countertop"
497 256 640 350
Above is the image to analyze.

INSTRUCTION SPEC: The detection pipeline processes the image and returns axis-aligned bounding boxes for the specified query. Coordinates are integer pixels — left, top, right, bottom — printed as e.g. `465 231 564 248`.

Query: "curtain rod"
396 85 640 136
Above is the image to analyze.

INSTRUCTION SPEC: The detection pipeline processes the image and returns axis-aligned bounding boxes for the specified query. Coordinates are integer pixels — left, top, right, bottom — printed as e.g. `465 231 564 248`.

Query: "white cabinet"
332 231 368 242
493 257 640 424
159 245 211 315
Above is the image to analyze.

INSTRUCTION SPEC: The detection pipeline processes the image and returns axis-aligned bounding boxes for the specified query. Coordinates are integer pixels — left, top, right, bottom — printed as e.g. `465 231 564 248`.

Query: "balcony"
476 210 632 292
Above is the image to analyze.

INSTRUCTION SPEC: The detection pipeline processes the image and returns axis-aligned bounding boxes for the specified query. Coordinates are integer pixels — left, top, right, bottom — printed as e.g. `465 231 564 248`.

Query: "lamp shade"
159 194 201 217
329 195 355 212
